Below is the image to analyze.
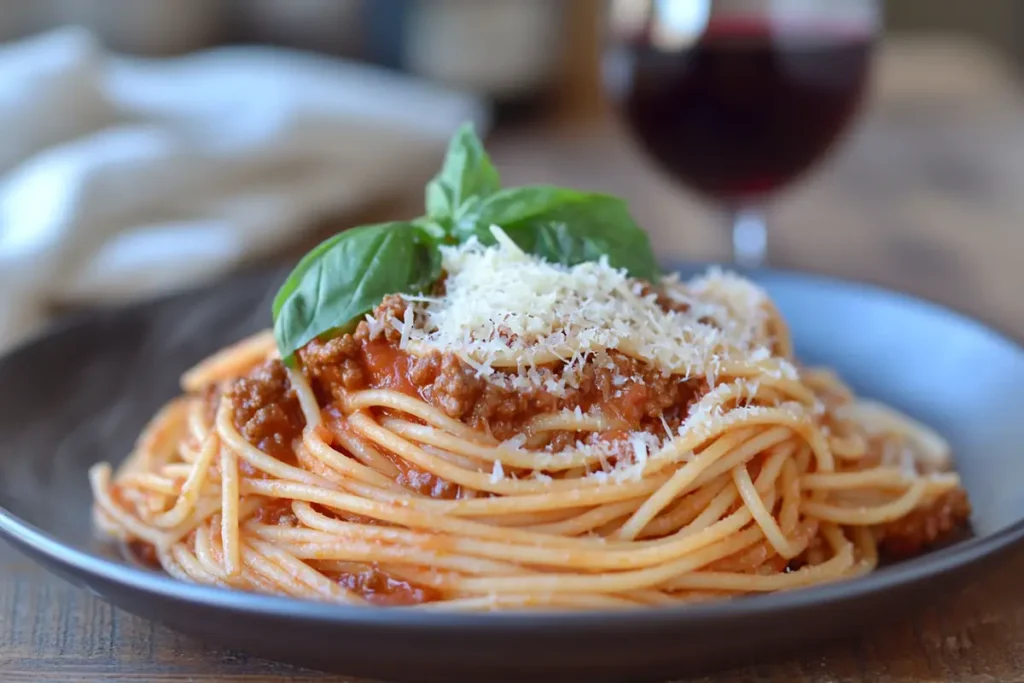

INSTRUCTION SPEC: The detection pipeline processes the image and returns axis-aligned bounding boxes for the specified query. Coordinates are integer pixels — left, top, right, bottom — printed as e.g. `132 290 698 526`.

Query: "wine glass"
604 0 879 267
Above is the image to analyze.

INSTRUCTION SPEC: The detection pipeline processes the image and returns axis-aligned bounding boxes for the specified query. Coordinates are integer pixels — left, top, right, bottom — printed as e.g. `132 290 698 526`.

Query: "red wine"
613 19 872 201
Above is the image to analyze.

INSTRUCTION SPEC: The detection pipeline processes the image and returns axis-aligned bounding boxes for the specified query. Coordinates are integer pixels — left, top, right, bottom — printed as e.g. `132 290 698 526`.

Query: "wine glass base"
732 208 767 268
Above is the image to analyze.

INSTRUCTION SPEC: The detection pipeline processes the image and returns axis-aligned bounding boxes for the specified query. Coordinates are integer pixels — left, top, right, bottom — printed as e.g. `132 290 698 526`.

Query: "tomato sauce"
596 383 650 428
360 338 418 396
333 565 440 606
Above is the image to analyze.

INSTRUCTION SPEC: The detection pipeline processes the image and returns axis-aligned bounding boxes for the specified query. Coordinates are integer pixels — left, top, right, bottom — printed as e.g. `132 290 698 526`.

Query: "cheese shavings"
401 227 791 387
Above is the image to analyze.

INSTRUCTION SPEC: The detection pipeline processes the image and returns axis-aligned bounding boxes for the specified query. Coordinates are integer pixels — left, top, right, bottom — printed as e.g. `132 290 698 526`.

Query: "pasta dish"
89 126 969 610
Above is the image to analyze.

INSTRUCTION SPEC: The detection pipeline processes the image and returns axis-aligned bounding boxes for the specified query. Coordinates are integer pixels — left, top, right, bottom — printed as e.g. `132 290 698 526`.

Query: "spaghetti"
90 234 970 610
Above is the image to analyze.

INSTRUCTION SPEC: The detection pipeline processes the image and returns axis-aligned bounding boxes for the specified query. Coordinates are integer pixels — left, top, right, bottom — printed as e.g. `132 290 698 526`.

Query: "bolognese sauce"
228 360 304 464
227 293 971 566
300 295 709 444
92 230 978 609
878 488 971 558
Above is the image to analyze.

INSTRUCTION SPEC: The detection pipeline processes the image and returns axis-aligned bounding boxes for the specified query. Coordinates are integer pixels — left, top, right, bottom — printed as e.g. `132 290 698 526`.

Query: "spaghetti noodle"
90 234 970 610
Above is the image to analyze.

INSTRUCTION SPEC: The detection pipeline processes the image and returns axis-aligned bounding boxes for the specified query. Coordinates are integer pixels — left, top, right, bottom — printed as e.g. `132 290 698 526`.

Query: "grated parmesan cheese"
398 303 415 349
371 229 811 465
401 227 790 388
364 312 386 340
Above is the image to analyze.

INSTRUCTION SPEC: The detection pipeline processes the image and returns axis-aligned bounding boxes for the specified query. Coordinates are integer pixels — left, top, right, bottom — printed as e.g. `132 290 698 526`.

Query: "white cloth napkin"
0 27 487 351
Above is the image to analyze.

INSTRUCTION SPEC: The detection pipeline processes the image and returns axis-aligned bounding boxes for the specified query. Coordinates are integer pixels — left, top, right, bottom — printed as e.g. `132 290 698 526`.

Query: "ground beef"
302 333 365 400
408 353 441 386
423 353 484 419
877 488 972 558
411 350 704 442
228 360 305 461
300 295 411 401
298 296 707 444
371 294 407 344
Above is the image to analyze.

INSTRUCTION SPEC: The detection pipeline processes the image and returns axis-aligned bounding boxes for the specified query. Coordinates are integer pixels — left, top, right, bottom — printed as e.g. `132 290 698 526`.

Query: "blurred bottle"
229 0 364 57
403 0 565 124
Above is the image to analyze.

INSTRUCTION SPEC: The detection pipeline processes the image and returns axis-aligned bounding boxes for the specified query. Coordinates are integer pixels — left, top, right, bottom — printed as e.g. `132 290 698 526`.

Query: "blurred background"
0 0 1023 349
0 2 1017 116
0 1 1022 106
0 2 1021 120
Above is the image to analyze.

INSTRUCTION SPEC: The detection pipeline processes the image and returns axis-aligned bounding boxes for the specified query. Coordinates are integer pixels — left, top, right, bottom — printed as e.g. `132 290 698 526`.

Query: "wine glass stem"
730 205 767 268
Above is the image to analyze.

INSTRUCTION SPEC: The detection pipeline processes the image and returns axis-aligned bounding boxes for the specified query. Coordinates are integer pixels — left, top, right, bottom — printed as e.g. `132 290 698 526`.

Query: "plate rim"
1 263 1022 631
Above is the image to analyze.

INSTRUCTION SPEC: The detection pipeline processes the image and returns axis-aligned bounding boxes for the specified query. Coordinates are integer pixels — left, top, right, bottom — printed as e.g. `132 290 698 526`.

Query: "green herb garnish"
272 123 660 364
273 222 440 365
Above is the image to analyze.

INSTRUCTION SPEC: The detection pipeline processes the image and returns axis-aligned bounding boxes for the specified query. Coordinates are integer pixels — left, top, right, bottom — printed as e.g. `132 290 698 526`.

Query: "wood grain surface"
3 38 1024 683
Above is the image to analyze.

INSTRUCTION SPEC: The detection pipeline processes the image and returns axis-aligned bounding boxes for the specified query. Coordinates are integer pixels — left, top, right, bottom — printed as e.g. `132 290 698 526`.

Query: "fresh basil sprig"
272 123 662 363
274 222 440 365
425 124 501 226
453 186 660 281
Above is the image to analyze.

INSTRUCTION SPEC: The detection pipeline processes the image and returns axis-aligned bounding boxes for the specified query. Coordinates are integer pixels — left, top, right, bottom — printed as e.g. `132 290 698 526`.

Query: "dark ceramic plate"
1 265 1022 683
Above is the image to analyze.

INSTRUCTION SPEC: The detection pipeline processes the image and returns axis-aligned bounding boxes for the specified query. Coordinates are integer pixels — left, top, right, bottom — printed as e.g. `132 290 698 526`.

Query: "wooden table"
3 38 1024 682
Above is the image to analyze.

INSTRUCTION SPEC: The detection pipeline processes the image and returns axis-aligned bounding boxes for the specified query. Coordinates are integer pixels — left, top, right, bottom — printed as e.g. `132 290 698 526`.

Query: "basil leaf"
271 232 344 321
273 222 441 365
425 123 501 222
412 216 449 242
455 186 661 281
